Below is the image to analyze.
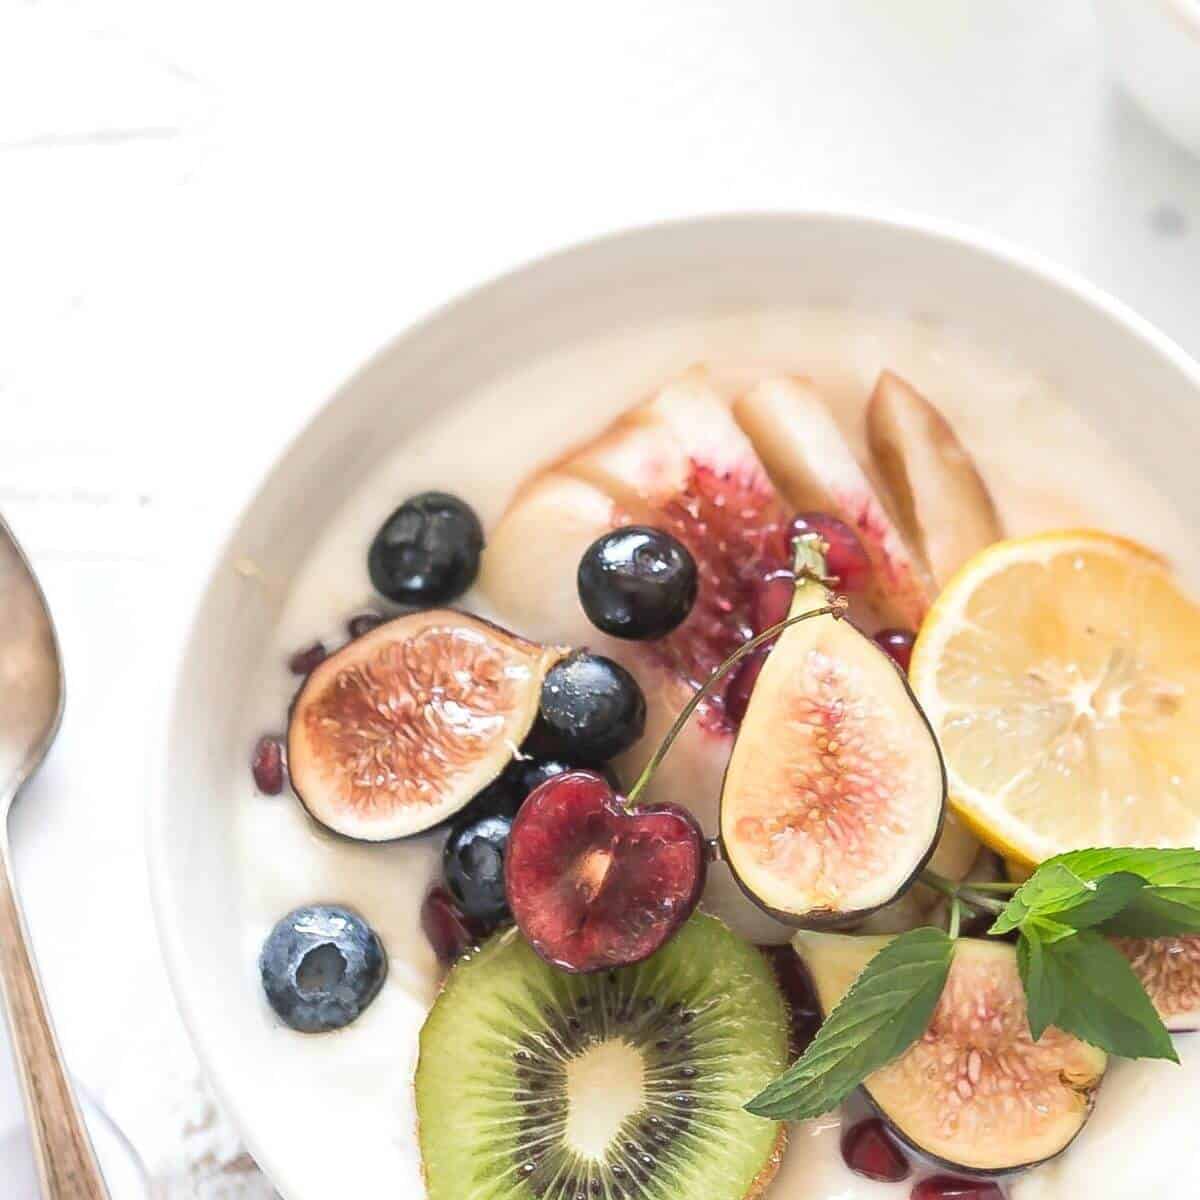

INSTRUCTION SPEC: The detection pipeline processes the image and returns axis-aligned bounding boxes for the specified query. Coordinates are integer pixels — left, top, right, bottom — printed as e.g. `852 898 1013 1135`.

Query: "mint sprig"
745 845 1197 1122
745 928 952 1120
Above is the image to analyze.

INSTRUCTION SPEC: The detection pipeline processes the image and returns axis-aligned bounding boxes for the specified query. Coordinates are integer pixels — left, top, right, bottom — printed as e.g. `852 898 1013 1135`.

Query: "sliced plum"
720 543 945 924
287 610 565 840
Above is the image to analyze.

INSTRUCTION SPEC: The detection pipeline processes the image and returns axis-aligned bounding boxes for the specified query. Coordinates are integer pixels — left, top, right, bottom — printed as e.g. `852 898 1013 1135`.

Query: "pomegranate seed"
421 886 486 965
725 648 770 726
346 612 385 639
752 569 796 634
288 641 327 675
912 1177 1005 1200
841 1118 910 1182
790 513 871 591
874 628 916 673
759 945 823 1056
251 736 286 794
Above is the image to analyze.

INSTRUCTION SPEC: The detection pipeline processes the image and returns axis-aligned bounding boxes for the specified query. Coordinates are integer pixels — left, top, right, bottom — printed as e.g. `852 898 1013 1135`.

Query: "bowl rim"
147 207 1200 1191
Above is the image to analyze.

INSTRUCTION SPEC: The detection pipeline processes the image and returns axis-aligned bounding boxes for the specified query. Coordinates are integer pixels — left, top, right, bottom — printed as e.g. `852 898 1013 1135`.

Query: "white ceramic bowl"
149 213 1200 1200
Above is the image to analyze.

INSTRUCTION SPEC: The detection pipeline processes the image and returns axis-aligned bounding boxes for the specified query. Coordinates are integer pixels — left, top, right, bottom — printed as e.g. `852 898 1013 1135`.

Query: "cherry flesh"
790 513 871 592
874 628 916 673
911 1178 1005 1200
505 770 706 973
841 1118 911 1182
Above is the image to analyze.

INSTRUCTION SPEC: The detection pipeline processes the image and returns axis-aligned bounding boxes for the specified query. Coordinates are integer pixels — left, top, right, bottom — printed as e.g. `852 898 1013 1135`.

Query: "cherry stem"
624 596 846 808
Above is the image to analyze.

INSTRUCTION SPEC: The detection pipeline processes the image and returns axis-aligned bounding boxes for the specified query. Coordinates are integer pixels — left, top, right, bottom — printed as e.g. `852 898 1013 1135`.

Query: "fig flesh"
795 933 1107 1174
1115 936 1200 1031
720 549 945 924
287 611 564 840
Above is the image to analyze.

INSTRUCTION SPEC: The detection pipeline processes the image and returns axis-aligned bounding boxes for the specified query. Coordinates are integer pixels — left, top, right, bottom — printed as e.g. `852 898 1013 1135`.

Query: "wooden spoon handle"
0 848 110 1198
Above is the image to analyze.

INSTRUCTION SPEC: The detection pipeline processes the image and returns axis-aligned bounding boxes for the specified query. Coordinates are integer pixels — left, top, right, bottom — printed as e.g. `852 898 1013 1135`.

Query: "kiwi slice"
415 914 788 1200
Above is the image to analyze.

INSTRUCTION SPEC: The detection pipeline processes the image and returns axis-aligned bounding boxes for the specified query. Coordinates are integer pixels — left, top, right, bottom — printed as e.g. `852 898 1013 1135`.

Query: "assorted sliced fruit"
415 914 789 1200
244 363 1200 1200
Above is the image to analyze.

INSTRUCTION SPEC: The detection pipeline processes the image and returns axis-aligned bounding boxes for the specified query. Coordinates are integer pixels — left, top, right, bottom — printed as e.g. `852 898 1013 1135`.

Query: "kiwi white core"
564 1039 645 1160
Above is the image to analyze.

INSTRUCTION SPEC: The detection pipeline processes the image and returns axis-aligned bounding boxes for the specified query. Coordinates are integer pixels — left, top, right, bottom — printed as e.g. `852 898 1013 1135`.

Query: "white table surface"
2 2 1199 1195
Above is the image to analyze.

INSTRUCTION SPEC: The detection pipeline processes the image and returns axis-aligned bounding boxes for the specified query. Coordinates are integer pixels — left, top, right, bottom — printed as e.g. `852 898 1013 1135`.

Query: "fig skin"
287 610 565 842
719 564 946 929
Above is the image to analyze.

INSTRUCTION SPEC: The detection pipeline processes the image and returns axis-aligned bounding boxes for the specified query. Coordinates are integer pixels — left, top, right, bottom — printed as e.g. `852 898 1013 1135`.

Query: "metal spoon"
0 513 109 1199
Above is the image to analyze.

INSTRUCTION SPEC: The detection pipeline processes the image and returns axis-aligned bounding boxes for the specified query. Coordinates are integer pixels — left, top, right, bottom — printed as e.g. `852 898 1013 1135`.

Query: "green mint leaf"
1047 848 1200 938
1047 848 1200 888
1102 887 1200 938
991 865 1144 935
744 928 953 1120
1025 931 1178 1062
1017 931 1063 1040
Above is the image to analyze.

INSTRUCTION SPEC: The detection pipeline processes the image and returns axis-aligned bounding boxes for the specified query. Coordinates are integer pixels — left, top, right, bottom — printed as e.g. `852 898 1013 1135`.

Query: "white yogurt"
234 309 1200 1199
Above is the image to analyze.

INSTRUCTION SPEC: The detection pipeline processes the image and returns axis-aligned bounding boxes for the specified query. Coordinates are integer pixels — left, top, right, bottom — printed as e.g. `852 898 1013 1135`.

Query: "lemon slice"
910 530 1200 867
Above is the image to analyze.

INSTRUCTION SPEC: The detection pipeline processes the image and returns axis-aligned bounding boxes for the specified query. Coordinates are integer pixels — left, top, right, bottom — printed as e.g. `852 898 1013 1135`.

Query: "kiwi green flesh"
720 579 945 926
795 933 1107 1175
416 914 789 1200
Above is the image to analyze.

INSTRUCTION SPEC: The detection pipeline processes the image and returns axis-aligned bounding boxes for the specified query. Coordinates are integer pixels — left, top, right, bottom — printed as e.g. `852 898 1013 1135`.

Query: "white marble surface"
1 2 1199 1195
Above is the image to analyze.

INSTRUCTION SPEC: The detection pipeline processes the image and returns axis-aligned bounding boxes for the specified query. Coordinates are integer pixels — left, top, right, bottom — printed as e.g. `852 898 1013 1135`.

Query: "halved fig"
720 546 945 924
795 933 1108 1174
1115 936 1200 1031
287 611 564 840
733 374 933 628
866 370 1001 589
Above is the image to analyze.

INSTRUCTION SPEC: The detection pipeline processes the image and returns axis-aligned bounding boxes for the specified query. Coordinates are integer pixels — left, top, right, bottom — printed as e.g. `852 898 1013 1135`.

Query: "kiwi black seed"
415 914 789 1200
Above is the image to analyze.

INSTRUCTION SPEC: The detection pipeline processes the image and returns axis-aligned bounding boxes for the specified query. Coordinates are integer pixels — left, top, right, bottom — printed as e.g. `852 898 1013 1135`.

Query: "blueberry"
443 811 513 925
537 653 646 765
577 526 697 640
507 754 622 797
368 491 484 606
456 773 523 823
258 905 387 1033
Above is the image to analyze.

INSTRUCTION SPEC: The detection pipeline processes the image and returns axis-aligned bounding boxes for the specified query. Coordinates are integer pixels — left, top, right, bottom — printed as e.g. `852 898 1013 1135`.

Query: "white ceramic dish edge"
148 210 1200 1200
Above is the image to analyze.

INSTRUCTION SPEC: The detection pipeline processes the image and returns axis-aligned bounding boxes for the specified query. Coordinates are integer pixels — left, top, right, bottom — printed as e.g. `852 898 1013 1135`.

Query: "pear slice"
867 370 1001 589
794 932 1107 1174
720 550 945 924
733 374 933 628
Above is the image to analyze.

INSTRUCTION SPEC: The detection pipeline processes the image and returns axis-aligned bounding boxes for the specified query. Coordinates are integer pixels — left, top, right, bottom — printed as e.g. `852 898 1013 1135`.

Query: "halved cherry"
505 770 706 973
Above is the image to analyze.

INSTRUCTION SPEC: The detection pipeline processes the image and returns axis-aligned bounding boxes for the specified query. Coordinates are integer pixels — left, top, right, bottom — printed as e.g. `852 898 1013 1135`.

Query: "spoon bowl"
0 513 109 1199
